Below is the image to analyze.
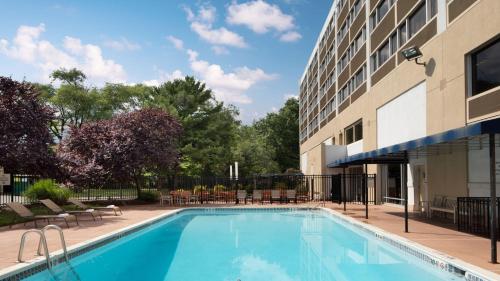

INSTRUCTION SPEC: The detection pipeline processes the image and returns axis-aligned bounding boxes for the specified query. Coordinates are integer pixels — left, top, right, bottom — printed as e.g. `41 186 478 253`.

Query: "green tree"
233 126 280 177
140 77 240 176
255 98 299 172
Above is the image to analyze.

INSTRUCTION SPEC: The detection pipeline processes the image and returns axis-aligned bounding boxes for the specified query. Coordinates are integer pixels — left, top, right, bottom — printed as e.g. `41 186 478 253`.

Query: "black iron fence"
331 174 377 205
457 197 500 238
0 174 346 205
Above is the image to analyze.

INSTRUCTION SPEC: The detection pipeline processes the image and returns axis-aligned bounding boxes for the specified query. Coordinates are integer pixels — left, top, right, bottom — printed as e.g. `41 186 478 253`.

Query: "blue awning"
327 118 500 168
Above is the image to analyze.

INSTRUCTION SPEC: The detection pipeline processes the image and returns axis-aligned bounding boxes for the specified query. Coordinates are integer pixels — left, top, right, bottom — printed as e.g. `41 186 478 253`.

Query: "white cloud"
0 23 126 84
280 31 302 42
142 69 184 86
190 22 247 48
198 5 216 24
103 37 141 51
186 48 276 104
227 1 295 32
211 45 229 55
184 4 247 48
284 93 298 100
167 35 184 50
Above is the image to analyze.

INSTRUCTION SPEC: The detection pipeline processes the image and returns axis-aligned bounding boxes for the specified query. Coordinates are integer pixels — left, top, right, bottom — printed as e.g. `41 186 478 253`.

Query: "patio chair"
286 190 297 204
40 199 102 222
159 191 174 206
68 199 122 215
237 190 247 204
252 190 263 204
6 202 78 228
271 190 282 204
185 191 199 204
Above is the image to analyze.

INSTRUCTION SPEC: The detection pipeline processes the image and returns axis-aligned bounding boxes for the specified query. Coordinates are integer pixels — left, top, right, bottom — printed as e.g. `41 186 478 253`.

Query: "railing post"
403 152 409 233
489 133 497 264
343 167 346 212
10 174 15 203
364 164 368 220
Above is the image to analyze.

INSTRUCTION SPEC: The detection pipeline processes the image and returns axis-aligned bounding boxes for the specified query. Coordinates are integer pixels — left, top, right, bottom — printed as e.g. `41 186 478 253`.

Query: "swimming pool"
4 208 490 280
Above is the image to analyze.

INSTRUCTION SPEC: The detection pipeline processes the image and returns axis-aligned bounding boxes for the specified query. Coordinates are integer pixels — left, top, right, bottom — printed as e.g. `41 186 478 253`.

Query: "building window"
344 120 363 145
378 41 390 66
338 22 348 41
390 32 398 54
399 22 407 46
353 65 366 89
409 4 426 37
350 27 366 58
339 84 350 103
470 38 500 96
371 35 398 72
429 0 438 18
370 0 395 31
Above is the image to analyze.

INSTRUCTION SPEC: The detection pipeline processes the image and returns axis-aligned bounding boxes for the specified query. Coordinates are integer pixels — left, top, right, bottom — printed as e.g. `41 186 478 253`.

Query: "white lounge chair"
237 190 247 204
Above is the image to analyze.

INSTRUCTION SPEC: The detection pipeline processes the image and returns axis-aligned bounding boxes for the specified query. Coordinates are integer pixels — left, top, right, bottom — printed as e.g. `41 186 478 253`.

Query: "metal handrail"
37 225 68 262
18 229 51 268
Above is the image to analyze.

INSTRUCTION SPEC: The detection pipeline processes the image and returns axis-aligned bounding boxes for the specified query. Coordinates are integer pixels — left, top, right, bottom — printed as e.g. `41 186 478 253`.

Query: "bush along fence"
0 174 377 205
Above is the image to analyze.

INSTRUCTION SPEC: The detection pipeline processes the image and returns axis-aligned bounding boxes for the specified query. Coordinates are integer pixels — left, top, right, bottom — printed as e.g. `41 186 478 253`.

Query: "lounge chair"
237 190 247 204
40 199 102 221
159 191 174 206
186 191 199 204
6 202 78 228
252 190 263 204
286 190 297 203
271 190 281 204
68 199 122 215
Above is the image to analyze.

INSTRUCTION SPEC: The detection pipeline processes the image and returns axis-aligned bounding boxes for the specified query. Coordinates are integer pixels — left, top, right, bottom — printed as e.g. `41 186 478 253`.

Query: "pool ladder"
18 225 68 269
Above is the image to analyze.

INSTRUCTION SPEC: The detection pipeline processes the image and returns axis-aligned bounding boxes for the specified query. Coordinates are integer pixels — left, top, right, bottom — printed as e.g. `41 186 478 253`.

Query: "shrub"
24 179 72 205
213 184 225 192
193 185 207 194
138 190 159 202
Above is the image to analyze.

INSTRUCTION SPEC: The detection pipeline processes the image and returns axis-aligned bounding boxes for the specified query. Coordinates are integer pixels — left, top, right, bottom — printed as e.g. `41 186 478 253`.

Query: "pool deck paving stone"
0 202 499 276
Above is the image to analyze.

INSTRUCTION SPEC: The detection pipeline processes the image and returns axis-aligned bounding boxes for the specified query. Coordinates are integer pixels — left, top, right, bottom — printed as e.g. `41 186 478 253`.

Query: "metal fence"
0 174 344 206
331 174 377 205
457 197 500 238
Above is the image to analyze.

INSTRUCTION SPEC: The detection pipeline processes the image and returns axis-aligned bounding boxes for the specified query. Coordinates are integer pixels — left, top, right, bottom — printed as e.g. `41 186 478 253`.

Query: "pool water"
26 209 462 281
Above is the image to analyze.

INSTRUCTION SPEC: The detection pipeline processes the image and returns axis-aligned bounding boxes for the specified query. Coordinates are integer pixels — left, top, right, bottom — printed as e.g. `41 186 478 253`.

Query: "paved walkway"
324 202 500 274
0 203 499 275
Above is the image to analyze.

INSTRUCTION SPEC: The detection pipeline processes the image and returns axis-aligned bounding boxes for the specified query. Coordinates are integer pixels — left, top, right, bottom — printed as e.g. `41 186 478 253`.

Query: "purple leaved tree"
58 108 182 191
0 76 57 176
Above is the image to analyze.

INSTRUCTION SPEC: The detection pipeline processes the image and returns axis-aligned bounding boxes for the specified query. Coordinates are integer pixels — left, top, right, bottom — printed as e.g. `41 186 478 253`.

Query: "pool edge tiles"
0 207 498 281
320 207 500 281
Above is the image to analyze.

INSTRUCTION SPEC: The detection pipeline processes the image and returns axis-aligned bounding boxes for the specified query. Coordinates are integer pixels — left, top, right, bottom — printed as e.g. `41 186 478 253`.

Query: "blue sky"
0 0 331 123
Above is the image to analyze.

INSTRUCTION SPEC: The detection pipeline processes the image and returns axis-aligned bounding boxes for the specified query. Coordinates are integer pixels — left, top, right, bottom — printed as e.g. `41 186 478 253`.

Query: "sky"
0 0 331 123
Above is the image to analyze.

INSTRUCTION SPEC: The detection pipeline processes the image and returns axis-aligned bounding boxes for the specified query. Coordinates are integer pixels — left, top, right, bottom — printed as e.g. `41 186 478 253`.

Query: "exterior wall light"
401 46 426 66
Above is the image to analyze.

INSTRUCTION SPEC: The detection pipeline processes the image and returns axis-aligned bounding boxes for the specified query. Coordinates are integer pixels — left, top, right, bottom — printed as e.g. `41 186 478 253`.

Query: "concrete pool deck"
0 203 499 276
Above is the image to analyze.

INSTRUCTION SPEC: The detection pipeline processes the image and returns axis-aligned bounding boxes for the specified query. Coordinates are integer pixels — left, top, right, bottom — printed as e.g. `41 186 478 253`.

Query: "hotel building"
298 0 500 211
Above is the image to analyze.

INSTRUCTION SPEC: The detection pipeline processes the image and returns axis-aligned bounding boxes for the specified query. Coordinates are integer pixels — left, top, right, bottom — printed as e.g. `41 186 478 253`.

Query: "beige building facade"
299 0 500 209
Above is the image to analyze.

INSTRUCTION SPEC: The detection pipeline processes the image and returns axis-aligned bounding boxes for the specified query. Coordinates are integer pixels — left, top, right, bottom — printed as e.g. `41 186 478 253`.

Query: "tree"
50 68 86 86
140 77 240 176
0 76 56 175
255 98 299 172
233 126 280 177
58 108 182 190
41 68 110 141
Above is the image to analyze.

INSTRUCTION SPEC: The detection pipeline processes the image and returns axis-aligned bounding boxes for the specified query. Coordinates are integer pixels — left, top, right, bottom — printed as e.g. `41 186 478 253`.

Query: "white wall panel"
377 82 427 148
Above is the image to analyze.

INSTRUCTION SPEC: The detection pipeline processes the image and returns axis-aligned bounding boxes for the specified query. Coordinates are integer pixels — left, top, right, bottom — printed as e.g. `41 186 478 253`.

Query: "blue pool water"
25 209 463 281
